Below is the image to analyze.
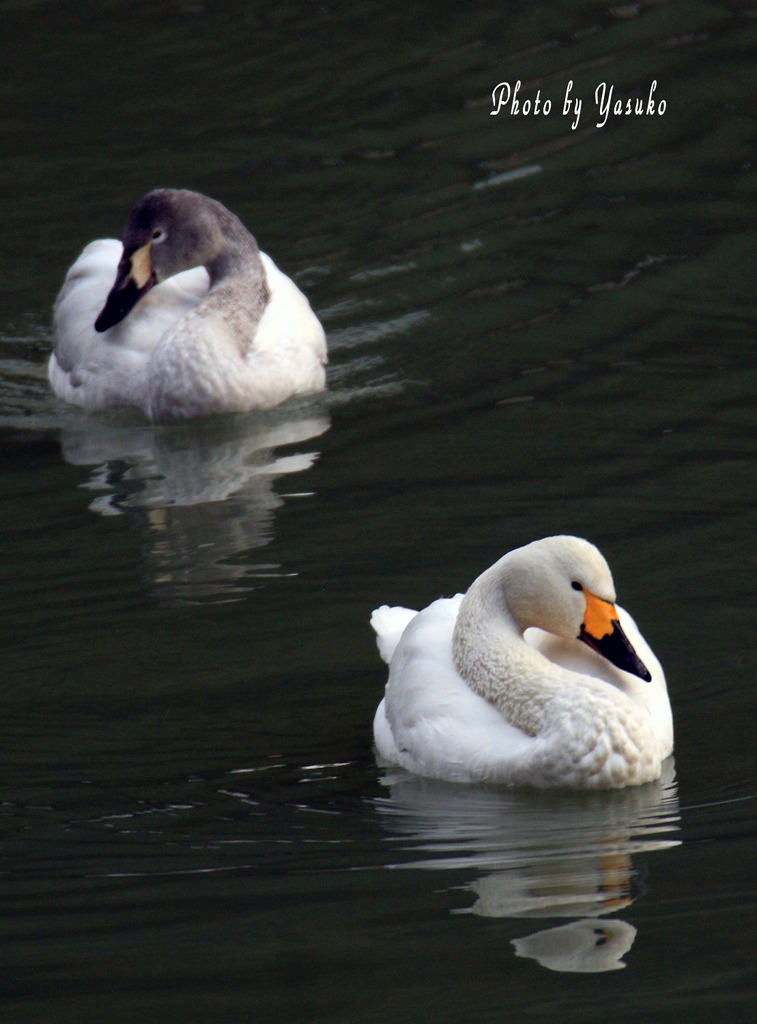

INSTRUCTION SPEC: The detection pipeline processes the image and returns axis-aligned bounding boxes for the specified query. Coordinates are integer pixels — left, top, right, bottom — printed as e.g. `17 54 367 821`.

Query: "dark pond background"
1 1 754 1021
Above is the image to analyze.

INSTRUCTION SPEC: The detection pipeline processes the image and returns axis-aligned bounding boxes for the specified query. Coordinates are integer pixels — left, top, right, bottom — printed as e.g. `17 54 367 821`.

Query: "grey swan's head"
94 189 263 332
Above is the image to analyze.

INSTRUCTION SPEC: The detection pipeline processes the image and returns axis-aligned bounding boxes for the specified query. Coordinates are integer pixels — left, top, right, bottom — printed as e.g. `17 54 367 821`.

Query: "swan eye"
151 228 166 243
571 581 583 591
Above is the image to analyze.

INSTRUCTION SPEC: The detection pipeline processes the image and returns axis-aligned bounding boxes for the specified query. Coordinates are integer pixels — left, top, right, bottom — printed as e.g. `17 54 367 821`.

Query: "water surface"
1 1 754 1021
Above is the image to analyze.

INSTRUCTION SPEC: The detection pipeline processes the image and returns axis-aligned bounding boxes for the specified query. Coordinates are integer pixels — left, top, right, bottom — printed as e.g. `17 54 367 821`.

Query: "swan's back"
374 596 532 783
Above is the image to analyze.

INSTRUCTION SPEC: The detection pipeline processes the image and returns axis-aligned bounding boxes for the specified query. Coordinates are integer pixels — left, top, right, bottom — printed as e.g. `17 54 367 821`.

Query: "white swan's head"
94 189 260 332
480 536 651 682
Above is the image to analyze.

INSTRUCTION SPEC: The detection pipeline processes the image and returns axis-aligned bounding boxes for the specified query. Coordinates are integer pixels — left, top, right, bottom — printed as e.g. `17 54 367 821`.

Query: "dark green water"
1 1 754 1021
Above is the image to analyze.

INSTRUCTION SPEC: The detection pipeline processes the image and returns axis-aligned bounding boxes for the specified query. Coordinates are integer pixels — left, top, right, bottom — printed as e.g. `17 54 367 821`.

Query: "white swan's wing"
376 596 532 783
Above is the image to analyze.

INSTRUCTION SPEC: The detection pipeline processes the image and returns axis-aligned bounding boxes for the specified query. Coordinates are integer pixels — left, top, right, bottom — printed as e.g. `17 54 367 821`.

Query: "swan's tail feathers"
370 605 417 664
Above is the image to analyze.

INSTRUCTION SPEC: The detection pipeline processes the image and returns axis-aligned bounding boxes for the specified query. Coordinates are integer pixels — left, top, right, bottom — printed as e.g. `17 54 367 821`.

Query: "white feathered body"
372 590 673 790
49 239 326 422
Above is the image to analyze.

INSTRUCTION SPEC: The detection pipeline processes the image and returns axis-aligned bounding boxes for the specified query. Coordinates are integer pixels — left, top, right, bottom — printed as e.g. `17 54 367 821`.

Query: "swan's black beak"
578 591 652 682
94 242 156 332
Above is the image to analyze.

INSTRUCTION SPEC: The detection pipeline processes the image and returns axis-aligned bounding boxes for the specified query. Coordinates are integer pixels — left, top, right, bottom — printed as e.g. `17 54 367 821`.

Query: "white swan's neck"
452 568 560 737
451 565 659 787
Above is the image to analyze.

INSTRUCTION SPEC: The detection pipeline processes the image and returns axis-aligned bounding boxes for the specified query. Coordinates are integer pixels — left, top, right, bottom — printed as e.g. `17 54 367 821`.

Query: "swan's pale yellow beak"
94 241 157 332
578 590 651 682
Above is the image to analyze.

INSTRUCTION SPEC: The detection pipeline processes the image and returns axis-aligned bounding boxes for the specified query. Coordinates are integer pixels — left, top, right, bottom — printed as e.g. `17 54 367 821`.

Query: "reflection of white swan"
375 764 679 893
461 853 636 920
372 536 673 788
512 918 637 973
58 407 329 601
373 765 679 973
49 189 327 422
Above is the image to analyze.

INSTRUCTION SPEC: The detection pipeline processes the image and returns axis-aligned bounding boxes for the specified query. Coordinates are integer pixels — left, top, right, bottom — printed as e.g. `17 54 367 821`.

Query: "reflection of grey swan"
372 536 673 788
49 189 327 422
60 413 329 510
59 410 330 602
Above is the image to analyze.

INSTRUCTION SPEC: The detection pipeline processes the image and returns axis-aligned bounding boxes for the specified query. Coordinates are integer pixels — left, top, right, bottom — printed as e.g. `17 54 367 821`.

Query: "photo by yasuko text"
490 79 667 130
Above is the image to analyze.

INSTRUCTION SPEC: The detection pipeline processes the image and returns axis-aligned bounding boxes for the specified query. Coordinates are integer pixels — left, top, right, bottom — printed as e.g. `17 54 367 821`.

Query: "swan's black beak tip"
579 620 651 682
94 273 155 332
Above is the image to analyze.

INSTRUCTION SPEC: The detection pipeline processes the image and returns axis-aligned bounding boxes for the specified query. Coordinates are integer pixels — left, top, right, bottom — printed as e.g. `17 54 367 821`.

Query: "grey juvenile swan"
49 189 327 422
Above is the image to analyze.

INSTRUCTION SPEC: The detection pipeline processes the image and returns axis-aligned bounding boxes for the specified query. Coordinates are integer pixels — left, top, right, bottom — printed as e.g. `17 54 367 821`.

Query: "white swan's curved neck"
452 575 556 737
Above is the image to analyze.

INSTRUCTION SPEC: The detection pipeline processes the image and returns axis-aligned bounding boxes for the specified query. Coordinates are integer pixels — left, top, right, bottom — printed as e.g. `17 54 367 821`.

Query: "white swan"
49 189 327 423
372 536 673 789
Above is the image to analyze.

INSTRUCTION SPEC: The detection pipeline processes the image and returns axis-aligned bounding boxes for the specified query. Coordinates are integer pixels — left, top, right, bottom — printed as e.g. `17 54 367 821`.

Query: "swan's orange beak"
94 241 157 332
578 590 651 682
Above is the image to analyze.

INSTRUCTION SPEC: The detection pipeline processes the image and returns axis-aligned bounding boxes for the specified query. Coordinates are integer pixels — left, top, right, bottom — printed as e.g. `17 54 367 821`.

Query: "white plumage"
372 536 673 789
